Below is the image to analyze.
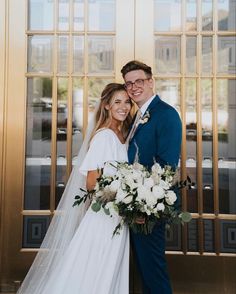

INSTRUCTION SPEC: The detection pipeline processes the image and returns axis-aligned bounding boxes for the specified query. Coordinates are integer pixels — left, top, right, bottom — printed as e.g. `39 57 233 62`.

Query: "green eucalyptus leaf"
91 202 101 212
180 212 192 223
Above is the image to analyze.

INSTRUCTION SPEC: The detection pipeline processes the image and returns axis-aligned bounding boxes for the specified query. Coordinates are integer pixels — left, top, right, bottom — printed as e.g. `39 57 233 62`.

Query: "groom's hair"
121 60 152 78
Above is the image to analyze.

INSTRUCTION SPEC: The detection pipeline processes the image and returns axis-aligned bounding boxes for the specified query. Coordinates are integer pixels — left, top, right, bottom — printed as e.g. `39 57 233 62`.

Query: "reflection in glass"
155 79 180 113
28 0 54 30
218 37 236 74
72 78 84 161
204 219 215 252
186 37 196 74
58 0 69 31
217 79 236 214
202 79 214 213
88 0 115 31
88 78 114 120
186 0 197 31
155 36 180 74
23 215 50 248
56 78 68 206
73 36 84 73
154 0 181 31
218 0 236 31
188 219 198 252
25 78 52 210
28 35 53 73
58 36 69 73
202 37 213 73
88 36 114 73
74 0 84 31
202 0 213 30
186 79 198 212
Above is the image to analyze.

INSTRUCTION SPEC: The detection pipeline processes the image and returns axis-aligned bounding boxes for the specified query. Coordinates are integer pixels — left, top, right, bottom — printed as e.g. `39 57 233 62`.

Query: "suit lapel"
130 95 160 142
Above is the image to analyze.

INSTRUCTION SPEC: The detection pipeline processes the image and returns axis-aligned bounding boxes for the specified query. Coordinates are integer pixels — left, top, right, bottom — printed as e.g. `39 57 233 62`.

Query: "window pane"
28 35 53 73
186 36 197 74
155 36 181 74
165 224 182 251
186 79 197 213
155 79 180 113
88 36 114 74
186 0 197 31
73 36 84 73
58 0 69 31
72 78 84 161
88 78 114 120
28 0 54 30
202 0 213 30
218 0 236 31
154 0 181 31
188 219 198 252
73 0 84 31
88 0 115 31
58 36 69 73
218 37 236 74
204 219 215 252
56 78 68 207
218 79 236 214
202 36 213 74
202 79 214 213
25 78 52 210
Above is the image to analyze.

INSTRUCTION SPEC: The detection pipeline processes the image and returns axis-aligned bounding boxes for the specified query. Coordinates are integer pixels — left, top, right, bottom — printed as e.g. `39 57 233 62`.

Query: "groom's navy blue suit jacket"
128 95 182 294
128 95 182 169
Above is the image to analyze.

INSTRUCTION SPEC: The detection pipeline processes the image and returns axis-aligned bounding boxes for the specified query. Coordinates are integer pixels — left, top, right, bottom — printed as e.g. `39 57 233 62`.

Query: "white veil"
17 110 97 294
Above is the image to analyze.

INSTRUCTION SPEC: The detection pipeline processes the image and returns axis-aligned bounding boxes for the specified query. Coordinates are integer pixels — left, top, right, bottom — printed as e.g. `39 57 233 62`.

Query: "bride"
17 83 134 294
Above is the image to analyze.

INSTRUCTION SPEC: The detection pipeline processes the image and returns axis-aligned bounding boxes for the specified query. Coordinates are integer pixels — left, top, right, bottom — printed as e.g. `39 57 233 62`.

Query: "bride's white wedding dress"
35 129 129 294
43 129 129 294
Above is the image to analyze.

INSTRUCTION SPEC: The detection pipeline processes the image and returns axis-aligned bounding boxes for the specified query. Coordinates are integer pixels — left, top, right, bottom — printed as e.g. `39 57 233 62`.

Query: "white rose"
137 186 151 202
156 202 165 211
145 192 156 207
151 163 163 175
165 190 177 205
109 179 121 193
152 185 165 199
144 177 155 189
115 188 127 202
126 178 139 190
123 195 133 204
105 202 117 216
159 179 171 190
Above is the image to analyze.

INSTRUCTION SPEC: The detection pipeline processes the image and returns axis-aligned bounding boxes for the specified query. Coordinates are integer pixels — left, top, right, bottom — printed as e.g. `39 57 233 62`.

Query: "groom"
121 60 182 294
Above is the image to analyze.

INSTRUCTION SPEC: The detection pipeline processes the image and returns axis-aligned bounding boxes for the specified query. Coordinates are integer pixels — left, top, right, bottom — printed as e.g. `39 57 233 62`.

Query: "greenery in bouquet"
73 161 192 236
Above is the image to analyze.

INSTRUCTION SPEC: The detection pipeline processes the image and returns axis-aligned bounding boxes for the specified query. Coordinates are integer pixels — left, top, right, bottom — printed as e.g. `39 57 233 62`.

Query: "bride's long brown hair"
90 83 134 140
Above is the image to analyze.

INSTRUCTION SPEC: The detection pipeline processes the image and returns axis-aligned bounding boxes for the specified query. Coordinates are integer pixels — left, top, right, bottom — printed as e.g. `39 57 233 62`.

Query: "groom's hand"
135 217 145 224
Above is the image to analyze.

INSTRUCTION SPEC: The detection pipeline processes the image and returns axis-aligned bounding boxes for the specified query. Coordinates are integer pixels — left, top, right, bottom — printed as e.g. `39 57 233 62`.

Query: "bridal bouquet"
73 161 192 235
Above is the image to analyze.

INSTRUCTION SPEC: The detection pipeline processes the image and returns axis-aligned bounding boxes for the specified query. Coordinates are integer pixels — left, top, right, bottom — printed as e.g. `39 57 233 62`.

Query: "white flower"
156 203 165 211
144 177 155 189
137 186 151 201
159 179 171 190
151 163 163 175
105 201 117 216
115 188 127 202
109 179 121 193
126 178 139 190
152 185 165 199
165 190 177 205
145 192 157 207
122 195 133 204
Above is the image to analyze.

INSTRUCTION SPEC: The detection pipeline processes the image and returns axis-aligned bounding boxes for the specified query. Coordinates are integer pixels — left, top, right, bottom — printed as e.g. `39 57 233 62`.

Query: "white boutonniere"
138 110 150 125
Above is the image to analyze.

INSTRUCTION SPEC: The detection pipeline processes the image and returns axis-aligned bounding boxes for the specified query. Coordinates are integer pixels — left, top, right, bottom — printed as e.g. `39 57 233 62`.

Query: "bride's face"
107 90 131 123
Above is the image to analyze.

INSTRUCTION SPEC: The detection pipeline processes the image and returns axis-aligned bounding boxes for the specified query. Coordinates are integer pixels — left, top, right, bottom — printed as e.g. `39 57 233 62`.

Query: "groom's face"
124 69 154 108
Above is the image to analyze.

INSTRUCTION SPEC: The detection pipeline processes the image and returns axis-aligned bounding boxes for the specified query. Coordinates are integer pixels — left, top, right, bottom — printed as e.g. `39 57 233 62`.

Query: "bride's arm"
86 170 100 191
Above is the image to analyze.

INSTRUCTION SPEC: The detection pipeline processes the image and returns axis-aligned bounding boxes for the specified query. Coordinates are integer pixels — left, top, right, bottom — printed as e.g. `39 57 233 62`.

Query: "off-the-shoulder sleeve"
79 130 117 176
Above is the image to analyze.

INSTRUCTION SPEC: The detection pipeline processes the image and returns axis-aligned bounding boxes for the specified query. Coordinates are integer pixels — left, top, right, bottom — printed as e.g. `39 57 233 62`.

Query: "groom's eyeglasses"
124 78 150 90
